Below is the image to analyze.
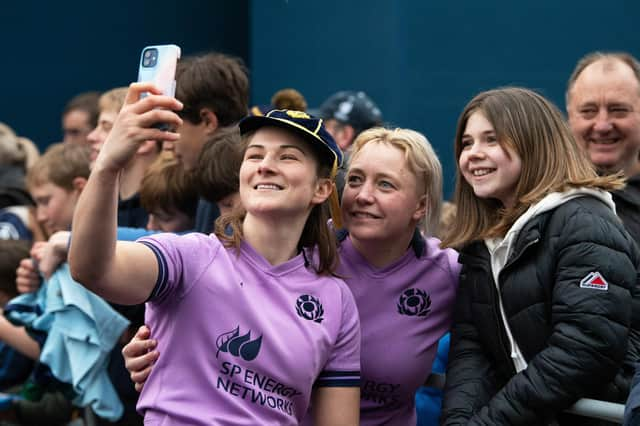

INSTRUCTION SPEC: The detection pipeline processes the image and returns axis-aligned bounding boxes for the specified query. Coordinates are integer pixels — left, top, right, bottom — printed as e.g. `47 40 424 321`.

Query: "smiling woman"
68 87 361 426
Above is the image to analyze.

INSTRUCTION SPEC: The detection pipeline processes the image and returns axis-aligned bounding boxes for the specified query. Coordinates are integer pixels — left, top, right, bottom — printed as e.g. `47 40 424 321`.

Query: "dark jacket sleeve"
441 264 499 425
470 202 637 425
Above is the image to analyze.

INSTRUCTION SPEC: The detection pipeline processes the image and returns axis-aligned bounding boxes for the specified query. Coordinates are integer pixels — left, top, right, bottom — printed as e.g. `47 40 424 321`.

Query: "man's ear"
335 125 356 151
72 177 88 193
200 108 219 136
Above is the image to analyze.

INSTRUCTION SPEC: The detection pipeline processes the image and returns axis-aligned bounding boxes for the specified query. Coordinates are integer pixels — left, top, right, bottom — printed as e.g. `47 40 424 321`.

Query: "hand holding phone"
137 44 181 130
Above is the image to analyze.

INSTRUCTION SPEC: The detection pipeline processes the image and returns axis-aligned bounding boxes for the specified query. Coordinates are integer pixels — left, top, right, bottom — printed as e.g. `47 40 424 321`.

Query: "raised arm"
69 83 182 305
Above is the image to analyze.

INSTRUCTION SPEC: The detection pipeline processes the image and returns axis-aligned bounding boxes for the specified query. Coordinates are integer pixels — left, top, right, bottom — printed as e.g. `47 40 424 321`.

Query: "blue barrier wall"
1 1 248 150
3 1 638 198
250 0 640 197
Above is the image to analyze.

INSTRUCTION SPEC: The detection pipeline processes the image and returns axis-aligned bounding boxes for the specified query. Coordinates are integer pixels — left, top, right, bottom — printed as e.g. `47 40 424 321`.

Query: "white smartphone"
137 44 181 129
137 44 181 98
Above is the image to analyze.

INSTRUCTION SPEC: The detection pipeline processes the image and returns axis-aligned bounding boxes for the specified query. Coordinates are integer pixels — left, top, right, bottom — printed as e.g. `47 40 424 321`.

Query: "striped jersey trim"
140 241 169 301
314 370 360 388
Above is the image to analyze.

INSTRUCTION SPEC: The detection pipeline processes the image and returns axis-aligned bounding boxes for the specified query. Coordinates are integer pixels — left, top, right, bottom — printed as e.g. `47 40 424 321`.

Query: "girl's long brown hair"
442 87 623 249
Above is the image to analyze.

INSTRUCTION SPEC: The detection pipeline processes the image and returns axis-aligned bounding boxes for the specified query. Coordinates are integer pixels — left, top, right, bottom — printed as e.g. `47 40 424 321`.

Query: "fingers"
128 95 183 116
126 348 159 376
123 326 159 392
131 360 157 392
122 325 157 365
124 82 164 105
30 242 46 260
119 127 180 144
135 325 151 340
16 258 41 294
136 109 183 133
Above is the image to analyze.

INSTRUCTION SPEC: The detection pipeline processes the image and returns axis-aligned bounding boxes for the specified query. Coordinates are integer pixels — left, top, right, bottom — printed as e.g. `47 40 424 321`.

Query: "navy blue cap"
318 91 383 133
239 109 343 168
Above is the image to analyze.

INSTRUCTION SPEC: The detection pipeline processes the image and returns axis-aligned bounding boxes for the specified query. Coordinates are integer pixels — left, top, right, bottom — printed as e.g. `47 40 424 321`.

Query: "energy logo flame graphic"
295 294 324 323
215 326 263 361
397 288 431 317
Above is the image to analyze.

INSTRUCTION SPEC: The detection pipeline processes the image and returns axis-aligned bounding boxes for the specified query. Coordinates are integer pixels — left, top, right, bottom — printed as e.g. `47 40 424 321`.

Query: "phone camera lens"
142 48 158 67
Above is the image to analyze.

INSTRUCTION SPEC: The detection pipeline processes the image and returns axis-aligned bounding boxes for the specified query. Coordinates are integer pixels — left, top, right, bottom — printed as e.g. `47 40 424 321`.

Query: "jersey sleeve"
315 283 361 388
138 232 222 303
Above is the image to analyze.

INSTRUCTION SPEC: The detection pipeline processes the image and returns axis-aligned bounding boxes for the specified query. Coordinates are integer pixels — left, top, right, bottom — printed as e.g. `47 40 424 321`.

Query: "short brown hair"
176 53 249 127
443 87 623 249
0 239 30 300
195 126 242 204
27 143 91 191
63 91 101 128
140 153 199 219
566 51 640 105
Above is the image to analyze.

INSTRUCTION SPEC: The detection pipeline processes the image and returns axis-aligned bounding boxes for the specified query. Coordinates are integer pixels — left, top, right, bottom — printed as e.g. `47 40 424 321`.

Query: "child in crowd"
0 142 128 424
26 143 90 238
68 84 361 425
194 125 243 218
440 87 640 425
140 153 198 233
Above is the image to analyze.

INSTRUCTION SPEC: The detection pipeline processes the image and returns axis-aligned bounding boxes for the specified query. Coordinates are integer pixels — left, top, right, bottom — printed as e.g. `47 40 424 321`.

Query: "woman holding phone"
68 83 361 426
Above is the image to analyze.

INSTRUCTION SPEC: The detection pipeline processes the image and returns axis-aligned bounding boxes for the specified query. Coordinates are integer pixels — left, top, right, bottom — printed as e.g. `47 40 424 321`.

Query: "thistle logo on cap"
239 109 343 169
286 110 310 119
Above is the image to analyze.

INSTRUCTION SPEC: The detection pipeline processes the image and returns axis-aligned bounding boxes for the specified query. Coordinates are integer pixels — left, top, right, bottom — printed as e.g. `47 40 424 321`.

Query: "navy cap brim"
239 115 341 168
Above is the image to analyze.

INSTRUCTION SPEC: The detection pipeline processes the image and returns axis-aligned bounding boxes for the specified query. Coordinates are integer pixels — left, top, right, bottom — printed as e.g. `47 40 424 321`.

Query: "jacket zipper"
494 237 540 374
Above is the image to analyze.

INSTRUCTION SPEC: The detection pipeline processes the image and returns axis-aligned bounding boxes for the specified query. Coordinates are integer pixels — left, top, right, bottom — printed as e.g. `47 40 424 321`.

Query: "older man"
566 52 640 243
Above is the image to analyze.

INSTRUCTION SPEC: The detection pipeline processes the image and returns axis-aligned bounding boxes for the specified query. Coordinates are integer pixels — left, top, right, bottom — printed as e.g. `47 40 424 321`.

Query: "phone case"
137 44 181 97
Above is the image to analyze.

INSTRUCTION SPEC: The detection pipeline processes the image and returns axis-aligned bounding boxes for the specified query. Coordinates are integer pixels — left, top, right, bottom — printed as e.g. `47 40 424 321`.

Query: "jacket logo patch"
579 272 609 291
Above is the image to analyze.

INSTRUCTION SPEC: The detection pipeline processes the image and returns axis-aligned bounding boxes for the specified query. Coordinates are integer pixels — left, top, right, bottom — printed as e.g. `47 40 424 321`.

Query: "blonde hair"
98 87 128 114
0 123 26 167
27 143 91 191
443 87 623 249
350 127 443 236
18 137 40 171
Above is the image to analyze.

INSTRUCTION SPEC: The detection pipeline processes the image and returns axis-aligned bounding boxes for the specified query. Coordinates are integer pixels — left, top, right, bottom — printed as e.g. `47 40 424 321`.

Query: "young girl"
68 83 361 426
124 127 460 425
440 87 640 425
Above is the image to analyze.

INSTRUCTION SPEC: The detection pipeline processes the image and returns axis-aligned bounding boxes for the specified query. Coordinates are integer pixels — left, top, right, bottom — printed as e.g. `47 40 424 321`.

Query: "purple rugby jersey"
338 235 459 425
136 232 361 426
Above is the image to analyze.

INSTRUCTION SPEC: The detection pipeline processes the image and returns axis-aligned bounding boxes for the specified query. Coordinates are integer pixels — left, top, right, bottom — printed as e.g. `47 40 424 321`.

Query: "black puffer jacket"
613 174 640 246
441 196 640 426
